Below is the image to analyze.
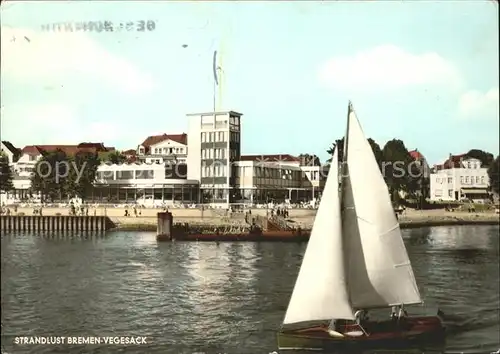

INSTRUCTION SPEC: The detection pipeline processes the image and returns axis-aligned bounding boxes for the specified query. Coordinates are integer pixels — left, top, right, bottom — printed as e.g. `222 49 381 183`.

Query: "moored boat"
277 102 445 351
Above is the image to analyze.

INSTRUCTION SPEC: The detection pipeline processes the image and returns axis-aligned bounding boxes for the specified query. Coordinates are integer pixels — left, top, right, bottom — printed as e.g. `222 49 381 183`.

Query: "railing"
269 215 293 231
253 215 267 229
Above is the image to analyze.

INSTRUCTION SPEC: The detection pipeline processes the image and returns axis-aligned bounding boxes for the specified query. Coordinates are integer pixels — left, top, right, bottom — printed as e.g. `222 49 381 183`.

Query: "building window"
447 177 452 184
435 189 442 197
135 170 154 179
205 165 213 177
465 176 470 184
448 190 453 197
481 176 485 184
116 170 134 180
475 176 480 184
460 176 464 184
201 132 206 143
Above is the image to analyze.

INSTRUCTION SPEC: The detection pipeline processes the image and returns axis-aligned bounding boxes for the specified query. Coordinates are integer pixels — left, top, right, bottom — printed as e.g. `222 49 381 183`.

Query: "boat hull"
278 316 445 351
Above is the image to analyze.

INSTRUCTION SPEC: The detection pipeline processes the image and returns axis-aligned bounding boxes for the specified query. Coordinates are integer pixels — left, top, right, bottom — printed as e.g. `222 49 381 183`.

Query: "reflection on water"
428 226 493 250
1 226 499 354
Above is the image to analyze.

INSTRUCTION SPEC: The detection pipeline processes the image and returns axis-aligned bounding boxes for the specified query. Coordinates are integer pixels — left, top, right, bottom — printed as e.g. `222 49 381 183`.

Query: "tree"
326 138 345 163
382 139 418 198
100 150 126 164
30 149 70 202
65 151 101 200
466 149 494 167
326 137 383 169
367 138 384 172
487 156 500 195
0 153 14 192
298 153 321 166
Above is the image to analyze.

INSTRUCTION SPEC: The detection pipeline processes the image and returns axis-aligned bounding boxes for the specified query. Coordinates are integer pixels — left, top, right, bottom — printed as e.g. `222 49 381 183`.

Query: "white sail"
283 148 355 325
343 104 422 309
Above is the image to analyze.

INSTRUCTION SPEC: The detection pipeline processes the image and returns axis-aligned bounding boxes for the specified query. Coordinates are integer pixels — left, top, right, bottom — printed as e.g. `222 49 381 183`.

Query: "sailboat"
277 102 445 351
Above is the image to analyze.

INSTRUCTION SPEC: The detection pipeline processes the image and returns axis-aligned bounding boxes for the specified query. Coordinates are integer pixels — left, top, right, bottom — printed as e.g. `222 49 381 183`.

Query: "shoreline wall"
0 215 114 232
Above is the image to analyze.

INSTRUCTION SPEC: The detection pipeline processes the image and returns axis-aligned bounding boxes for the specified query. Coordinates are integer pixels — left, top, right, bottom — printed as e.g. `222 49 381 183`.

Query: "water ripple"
1 226 499 354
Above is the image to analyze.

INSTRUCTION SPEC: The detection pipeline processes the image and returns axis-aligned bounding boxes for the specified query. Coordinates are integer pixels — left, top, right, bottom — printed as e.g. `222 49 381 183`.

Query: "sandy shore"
8 207 498 231
291 208 499 229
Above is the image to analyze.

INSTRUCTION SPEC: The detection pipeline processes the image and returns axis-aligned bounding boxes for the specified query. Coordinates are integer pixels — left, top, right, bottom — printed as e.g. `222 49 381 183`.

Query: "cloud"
0 26 155 94
458 87 499 120
1 103 81 145
318 45 463 92
0 103 128 147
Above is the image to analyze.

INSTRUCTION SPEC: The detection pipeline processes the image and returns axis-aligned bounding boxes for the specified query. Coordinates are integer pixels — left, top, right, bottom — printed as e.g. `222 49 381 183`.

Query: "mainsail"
343 104 422 309
283 148 355 325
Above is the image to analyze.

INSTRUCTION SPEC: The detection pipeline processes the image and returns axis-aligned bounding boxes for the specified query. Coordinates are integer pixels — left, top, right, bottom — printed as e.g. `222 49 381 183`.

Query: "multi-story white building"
234 155 327 204
186 111 243 204
136 133 187 164
430 154 490 202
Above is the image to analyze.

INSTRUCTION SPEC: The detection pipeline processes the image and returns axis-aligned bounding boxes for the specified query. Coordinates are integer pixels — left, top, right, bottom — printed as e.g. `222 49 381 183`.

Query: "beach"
8 206 499 231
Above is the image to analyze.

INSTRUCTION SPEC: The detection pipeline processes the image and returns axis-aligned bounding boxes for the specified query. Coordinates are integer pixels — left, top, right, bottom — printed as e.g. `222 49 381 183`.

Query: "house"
0 141 21 164
137 133 188 164
122 149 137 162
14 143 114 177
409 149 430 177
429 153 490 202
408 149 431 197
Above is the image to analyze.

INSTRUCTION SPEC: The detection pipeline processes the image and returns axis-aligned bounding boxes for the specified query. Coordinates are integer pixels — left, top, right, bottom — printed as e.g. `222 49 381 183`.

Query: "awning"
461 188 489 195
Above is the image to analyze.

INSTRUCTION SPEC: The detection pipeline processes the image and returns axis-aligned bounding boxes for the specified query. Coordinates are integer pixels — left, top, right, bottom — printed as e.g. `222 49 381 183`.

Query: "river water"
1 225 499 354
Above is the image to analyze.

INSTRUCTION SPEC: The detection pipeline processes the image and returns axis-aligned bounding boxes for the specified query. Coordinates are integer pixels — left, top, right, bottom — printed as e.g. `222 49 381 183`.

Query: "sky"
1 1 498 165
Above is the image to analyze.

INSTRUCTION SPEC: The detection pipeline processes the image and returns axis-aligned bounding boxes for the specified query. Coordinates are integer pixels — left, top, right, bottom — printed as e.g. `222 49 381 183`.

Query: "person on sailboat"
354 309 369 325
391 306 398 320
391 305 408 319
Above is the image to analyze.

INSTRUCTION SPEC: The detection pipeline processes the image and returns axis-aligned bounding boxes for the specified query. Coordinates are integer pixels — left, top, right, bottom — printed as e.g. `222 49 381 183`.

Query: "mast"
327 101 354 329
343 101 352 166
341 100 353 302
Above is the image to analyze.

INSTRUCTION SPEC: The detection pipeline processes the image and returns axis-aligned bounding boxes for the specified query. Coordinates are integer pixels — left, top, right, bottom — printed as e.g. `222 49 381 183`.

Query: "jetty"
155 211 309 242
0 215 114 232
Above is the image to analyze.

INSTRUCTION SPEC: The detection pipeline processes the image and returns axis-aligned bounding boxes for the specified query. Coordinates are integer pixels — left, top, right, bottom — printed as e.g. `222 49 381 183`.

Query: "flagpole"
212 51 217 204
